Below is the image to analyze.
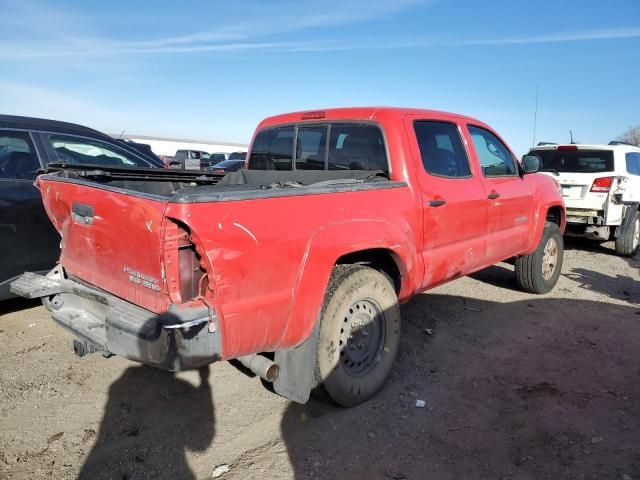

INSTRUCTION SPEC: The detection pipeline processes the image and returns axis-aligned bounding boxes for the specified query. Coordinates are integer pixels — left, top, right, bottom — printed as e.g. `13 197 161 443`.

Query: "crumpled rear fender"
276 218 418 350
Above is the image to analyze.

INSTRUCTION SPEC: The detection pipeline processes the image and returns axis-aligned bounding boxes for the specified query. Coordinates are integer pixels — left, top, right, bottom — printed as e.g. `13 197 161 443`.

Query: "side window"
48 135 150 167
413 121 471 177
468 126 517 177
248 126 294 170
0 131 41 180
626 152 640 175
328 124 387 172
295 126 327 170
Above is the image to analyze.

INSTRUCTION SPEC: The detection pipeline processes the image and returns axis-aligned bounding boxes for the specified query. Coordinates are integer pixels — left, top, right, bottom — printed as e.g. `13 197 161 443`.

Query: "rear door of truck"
403 116 488 288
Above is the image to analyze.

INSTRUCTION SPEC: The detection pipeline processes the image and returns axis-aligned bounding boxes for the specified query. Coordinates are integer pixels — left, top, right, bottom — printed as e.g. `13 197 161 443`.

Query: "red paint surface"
39 107 565 360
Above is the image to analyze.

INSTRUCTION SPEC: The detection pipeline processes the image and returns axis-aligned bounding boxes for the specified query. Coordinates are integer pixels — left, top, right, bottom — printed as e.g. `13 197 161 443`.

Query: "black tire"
315 265 401 407
515 222 564 294
615 210 640 257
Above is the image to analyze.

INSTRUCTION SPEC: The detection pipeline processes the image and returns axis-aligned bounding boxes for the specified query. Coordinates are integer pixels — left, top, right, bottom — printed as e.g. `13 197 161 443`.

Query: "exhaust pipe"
73 339 101 357
238 355 279 382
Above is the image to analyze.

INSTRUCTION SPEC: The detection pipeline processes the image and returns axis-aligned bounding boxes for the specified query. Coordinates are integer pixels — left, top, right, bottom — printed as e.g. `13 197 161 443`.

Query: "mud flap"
273 318 320 404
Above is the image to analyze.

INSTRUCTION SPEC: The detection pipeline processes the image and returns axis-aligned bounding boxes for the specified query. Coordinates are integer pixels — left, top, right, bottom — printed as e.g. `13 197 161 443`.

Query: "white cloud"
0 0 433 59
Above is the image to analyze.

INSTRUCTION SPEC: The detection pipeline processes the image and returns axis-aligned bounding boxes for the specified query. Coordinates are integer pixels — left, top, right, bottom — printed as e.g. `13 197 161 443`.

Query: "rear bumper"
10 267 221 371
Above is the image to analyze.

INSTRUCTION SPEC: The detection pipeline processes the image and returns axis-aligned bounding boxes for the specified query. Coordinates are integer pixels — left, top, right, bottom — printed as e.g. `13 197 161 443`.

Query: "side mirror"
522 155 540 174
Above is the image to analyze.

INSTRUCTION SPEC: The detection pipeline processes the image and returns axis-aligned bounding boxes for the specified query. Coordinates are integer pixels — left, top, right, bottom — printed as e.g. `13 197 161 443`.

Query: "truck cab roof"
258 107 492 131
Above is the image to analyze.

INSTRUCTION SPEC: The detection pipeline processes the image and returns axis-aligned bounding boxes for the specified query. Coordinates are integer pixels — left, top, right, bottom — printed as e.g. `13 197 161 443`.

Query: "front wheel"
315 265 401 407
515 222 564 294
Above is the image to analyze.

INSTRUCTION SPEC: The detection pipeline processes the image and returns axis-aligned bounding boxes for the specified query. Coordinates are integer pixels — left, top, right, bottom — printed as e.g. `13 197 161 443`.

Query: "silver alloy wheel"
542 237 558 281
633 218 640 251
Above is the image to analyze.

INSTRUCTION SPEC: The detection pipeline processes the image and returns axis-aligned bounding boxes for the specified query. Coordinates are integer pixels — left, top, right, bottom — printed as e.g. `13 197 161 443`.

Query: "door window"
626 152 640 175
0 131 40 180
468 126 517 177
48 135 151 167
414 121 471 178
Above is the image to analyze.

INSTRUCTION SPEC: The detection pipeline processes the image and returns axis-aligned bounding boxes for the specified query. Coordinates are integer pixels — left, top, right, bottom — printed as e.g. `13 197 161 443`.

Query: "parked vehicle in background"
171 149 212 170
210 159 245 173
528 141 640 256
0 114 164 300
158 155 175 167
200 153 227 170
12 107 564 407
228 151 247 161
115 138 165 166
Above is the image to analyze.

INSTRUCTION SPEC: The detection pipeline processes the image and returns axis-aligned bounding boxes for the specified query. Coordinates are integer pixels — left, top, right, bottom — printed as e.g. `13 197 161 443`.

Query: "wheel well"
546 206 563 227
335 249 402 294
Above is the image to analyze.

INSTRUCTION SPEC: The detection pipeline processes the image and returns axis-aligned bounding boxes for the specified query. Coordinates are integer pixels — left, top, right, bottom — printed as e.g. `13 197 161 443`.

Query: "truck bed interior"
44 166 390 199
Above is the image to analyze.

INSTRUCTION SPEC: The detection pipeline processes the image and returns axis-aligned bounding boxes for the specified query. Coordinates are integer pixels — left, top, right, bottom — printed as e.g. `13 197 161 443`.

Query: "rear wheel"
315 265 400 407
515 222 564 294
615 211 640 257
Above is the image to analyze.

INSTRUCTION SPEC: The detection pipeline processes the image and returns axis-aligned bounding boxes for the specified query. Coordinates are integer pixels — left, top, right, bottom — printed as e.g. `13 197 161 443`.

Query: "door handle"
487 192 500 200
428 198 447 207
72 203 95 225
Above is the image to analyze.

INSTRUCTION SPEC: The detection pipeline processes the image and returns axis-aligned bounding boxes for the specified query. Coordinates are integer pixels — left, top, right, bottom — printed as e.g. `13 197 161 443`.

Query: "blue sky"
1 0 639 155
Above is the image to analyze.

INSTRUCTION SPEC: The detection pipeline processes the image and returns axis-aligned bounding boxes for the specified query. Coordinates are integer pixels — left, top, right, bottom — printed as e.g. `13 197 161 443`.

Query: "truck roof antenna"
569 130 575 144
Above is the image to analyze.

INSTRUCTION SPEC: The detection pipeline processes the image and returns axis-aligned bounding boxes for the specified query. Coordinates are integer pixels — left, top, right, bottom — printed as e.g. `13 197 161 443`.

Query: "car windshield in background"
248 123 388 172
49 135 151 167
229 152 246 160
531 149 614 173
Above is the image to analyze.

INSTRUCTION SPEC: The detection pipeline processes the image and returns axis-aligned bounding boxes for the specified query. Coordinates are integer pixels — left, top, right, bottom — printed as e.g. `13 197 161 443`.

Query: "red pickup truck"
12 107 565 406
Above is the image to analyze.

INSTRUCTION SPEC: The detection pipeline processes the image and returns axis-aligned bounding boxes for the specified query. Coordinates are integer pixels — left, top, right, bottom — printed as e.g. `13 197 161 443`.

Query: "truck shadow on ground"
0 296 41 316
77 365 214 480
279 294 640 480
468 263 519 292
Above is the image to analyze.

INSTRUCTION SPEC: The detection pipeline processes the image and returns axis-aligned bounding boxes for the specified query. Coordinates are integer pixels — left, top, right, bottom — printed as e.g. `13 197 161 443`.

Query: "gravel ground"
0 238 638 480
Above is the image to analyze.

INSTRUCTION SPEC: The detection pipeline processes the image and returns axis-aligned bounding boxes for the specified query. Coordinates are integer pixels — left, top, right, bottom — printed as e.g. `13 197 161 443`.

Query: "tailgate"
556 173 610 210
40 177 169 313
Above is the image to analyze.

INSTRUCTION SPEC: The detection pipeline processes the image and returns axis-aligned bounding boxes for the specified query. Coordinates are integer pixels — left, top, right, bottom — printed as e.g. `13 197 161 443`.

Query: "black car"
209 159 245 173
0 115 164 300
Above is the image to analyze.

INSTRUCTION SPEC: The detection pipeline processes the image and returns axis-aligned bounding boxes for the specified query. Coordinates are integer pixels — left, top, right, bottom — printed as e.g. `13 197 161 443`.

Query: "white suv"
527 142 640 256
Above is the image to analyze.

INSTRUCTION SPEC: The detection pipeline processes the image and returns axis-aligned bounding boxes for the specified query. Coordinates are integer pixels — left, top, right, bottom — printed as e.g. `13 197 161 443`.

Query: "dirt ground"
1 238 639 480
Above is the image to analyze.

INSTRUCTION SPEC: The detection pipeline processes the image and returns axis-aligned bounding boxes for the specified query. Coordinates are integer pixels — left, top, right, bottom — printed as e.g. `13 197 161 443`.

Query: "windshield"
530 149 614 173
229 152 246 160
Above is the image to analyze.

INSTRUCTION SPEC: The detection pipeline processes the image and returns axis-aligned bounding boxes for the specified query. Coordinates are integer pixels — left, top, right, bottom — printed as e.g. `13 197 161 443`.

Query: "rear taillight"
590 176 614 193
557 145 578 150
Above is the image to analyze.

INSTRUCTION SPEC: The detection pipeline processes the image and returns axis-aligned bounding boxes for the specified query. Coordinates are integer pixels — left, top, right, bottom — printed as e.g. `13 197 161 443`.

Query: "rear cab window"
248 123 388 173
530 148 615 174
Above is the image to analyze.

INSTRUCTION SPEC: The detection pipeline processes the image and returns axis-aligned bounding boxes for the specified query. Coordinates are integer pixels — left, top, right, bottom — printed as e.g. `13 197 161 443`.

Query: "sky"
1 0 639 156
